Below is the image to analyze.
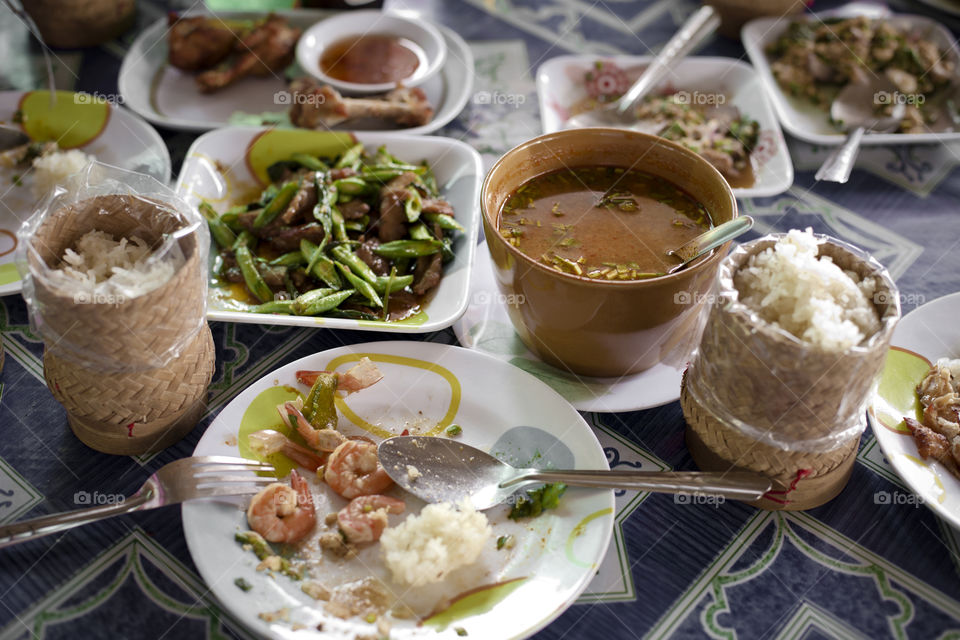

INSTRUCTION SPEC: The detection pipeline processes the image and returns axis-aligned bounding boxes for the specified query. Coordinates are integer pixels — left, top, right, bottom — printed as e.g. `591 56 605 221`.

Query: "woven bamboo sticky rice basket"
27 194 214 456
681 235 900 510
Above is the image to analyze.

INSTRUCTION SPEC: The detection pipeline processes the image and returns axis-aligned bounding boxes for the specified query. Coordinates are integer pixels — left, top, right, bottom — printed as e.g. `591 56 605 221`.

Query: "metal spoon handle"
502 470 771 501
815 126 865 183
668 215 754 265
616 5 720 117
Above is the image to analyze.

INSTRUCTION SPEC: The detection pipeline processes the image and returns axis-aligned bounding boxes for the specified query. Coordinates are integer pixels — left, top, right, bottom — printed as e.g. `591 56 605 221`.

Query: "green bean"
235 245 273 303
199 201 237 249
251 299 296 314
335 263 382 308
381 266 396 320
333 177 368 195
404 187 423 223
335 143 364 170
324 308 380 321
344 219 366 233
330 244 377 284
233 230 256 251
290 152 328 171
304 371 339 429
408 222 432 241
423 212 465 232
373 273 414 295
359 168 411 182
295 288 354 317
254 181 298 229
363 163 422 174
269 251 305 267
331 207 349 242
293 286 335 308
300 239 341 289
312 257 341 289
258 183 279 206
234 531 301 580
420 162 439 196
373 239 444 259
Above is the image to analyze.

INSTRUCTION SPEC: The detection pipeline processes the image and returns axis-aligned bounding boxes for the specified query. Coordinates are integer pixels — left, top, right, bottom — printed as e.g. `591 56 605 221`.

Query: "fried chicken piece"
167 13 240 71
196 14 300 93
904 417 960 477
289 78 434 129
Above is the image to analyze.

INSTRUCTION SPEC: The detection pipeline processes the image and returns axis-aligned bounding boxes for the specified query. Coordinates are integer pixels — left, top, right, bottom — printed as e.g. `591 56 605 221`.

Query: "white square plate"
742 4 960 146
174 127 482 332
537 55 794 198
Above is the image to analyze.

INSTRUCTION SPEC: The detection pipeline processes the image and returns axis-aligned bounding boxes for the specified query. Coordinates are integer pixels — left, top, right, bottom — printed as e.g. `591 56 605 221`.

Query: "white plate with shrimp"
183 340 615 639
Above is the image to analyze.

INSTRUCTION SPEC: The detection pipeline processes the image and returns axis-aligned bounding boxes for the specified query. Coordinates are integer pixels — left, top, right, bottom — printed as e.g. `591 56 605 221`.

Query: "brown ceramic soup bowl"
481 128 738 377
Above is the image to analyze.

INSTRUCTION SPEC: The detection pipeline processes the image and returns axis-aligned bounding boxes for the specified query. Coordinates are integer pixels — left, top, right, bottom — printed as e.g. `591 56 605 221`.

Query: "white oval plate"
536 55 794 198
453 244 683 413
0 90 170 296
183 341 615 639
174 126 482 333
119 10 473 135
742 4 960 146
868 292 960 530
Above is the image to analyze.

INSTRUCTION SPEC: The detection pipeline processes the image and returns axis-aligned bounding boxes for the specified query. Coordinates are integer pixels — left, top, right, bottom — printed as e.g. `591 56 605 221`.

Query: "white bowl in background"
296 10 447 94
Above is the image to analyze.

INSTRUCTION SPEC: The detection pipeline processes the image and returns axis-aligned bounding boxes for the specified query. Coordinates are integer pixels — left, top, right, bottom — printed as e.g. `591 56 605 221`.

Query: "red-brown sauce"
320 34 423 84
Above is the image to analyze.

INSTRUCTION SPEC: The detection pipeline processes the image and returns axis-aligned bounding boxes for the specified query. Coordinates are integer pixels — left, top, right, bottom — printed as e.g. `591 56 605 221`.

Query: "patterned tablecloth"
1 0 959 638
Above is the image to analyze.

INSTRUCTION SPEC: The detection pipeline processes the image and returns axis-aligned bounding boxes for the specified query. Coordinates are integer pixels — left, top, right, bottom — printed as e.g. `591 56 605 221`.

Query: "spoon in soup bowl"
665 215 753 274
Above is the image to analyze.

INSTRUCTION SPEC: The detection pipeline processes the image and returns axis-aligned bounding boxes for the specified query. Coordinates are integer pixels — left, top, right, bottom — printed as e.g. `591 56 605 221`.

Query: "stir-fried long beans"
204 145 461 320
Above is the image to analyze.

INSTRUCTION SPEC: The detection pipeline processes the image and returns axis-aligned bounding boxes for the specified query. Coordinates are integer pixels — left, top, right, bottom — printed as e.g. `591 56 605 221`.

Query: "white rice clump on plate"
31 149 95 199
734 228 881 352
380 499 491 587
51 230 175 298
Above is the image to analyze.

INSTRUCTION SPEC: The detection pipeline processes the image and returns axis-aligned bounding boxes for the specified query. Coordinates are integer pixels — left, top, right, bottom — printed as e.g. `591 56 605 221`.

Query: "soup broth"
498 166 712 279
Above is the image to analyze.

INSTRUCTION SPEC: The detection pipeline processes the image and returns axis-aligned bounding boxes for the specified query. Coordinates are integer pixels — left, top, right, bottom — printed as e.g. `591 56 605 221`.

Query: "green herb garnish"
508 483 567 520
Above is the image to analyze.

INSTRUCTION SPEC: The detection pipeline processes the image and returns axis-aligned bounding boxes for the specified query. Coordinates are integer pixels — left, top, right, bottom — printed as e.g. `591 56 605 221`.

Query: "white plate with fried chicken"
868 292 960 530
118 10 473 134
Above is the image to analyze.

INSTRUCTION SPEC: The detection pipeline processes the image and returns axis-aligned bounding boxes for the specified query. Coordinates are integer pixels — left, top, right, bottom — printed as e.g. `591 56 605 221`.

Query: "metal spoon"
566 5 720 130
0 125 30 152
378 436 771 510
815 77 906 184
665 215 754 274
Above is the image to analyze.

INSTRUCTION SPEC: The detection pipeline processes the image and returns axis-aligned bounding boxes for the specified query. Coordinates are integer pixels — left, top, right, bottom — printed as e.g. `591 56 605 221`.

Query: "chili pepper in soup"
498 166 711 279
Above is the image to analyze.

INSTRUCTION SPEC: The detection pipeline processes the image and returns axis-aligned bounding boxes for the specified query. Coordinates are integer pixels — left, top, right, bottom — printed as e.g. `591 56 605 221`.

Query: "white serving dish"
174 126 482 333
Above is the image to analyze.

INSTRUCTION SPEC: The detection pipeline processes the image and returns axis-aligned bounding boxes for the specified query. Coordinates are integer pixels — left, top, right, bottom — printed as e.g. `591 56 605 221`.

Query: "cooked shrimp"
247 470 316 543
278 400 346 453
296 357 383 393
324 440 393 499
337 495 405 544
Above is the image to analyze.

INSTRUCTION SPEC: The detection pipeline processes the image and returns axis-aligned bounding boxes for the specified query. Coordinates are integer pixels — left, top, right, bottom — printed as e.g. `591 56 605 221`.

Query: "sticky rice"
380 499 491 587
734 228 881 351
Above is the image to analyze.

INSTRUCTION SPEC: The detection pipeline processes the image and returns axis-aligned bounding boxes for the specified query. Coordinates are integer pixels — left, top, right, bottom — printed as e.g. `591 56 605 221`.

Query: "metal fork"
0 456 276 549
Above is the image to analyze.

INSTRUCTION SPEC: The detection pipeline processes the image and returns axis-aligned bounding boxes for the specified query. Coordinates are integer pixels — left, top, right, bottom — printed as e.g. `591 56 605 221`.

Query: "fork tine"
192 465 278 475
190 456 275 469
189 485 272 500
195 475 278 486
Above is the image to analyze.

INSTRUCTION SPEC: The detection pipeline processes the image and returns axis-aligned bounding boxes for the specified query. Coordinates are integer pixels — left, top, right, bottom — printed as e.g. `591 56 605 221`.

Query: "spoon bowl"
378 435 772 510
666 215 754 273
0 125 30 152
815 77 906 183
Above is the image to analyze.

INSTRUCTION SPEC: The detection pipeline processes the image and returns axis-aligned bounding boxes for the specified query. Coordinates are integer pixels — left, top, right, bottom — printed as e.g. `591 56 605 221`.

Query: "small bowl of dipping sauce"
296 10 447 94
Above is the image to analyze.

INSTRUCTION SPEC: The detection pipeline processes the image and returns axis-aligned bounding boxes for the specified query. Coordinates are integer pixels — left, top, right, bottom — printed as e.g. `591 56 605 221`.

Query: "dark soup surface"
320 34 423 84
498 166 712 279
